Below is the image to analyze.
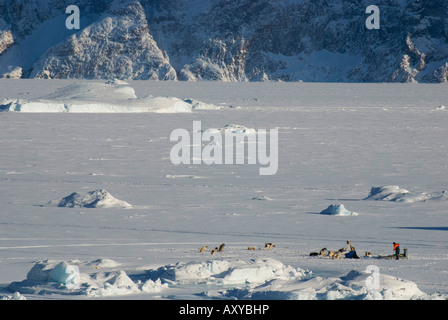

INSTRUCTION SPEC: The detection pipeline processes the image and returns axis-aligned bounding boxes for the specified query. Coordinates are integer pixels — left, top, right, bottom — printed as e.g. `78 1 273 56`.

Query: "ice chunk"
48 261 79 286
45 189 132 208
364 186 410 201
320 204 358 216
364 186 447 203
87 270 140 297
140 278 169 293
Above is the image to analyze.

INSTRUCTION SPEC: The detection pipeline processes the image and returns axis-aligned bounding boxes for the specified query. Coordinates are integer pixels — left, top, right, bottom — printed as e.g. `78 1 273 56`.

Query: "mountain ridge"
0 0 447 82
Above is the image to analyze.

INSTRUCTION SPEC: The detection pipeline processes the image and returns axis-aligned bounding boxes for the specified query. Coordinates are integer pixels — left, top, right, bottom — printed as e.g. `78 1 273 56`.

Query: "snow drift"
6 258 432 300
44 189 132 209
211 269 429 300
364 186 447 203
0 81 220 113
150 258 310 286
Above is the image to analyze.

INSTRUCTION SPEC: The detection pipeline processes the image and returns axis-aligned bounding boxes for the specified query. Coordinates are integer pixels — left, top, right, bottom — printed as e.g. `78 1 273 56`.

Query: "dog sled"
309 241 408 260
377 248 408 260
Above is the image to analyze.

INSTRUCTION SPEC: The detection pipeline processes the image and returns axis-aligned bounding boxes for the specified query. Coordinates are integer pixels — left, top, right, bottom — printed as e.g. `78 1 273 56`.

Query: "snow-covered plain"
0 79 447 300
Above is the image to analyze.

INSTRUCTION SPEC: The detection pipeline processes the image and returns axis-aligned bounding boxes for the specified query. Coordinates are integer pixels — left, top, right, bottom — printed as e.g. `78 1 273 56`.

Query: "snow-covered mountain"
1 0 447 82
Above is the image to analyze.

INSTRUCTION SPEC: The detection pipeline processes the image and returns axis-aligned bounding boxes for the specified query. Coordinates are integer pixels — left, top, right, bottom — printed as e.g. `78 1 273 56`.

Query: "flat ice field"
0 79 447 300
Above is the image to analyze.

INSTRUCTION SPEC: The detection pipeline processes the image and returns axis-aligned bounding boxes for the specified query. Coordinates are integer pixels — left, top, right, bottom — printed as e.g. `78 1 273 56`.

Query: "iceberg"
364 186 447 203
320 204 358 216
48 261 80 286
44 189 132 209
0 81 220 113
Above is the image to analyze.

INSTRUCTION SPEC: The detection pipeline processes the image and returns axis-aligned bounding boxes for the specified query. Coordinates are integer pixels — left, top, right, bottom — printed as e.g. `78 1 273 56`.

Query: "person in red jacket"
393 242 400 260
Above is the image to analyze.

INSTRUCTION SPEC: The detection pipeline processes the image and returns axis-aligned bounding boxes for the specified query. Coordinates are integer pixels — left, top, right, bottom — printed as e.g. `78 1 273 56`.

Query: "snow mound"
8 259 167 297
45 189 132 208
86 270 141 297
0 81 220 113
251 195 273 201
212 269 430 300
320 204 358 216
364 186 447 203
149 258 311 286
86 258 122 268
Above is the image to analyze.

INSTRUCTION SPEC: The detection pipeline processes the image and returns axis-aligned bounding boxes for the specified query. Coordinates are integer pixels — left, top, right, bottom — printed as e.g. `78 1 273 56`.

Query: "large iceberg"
0 81 219 113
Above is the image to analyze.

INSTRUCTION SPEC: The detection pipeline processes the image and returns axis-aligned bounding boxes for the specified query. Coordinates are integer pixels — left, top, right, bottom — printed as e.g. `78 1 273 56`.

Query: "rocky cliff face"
1 0 447 82
30 0 177 80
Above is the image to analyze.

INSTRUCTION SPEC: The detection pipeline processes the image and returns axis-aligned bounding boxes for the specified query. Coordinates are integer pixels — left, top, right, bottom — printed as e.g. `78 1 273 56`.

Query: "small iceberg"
320 204 358 216
363 186 410 201
44 189 132 209
364 186 447 203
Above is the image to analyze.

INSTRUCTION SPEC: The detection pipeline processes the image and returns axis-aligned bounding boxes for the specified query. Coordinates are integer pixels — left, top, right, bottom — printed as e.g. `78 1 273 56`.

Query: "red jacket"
393 243 400 251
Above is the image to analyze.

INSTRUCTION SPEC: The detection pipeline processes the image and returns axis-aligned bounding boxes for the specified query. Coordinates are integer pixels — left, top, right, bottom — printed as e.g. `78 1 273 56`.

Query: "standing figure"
393 242 400 260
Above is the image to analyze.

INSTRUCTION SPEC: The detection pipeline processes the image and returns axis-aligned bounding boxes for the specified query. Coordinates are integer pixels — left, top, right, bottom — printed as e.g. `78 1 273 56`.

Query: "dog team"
309 240 359 259
198 242 276 255
198 243 226 255
309 240 407 260
197 240 406 260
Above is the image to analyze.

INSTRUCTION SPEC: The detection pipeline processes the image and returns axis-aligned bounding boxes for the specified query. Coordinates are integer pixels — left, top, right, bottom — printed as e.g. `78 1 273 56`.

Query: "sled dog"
265 242 275 250
198 246 208 253
310 248 327 257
